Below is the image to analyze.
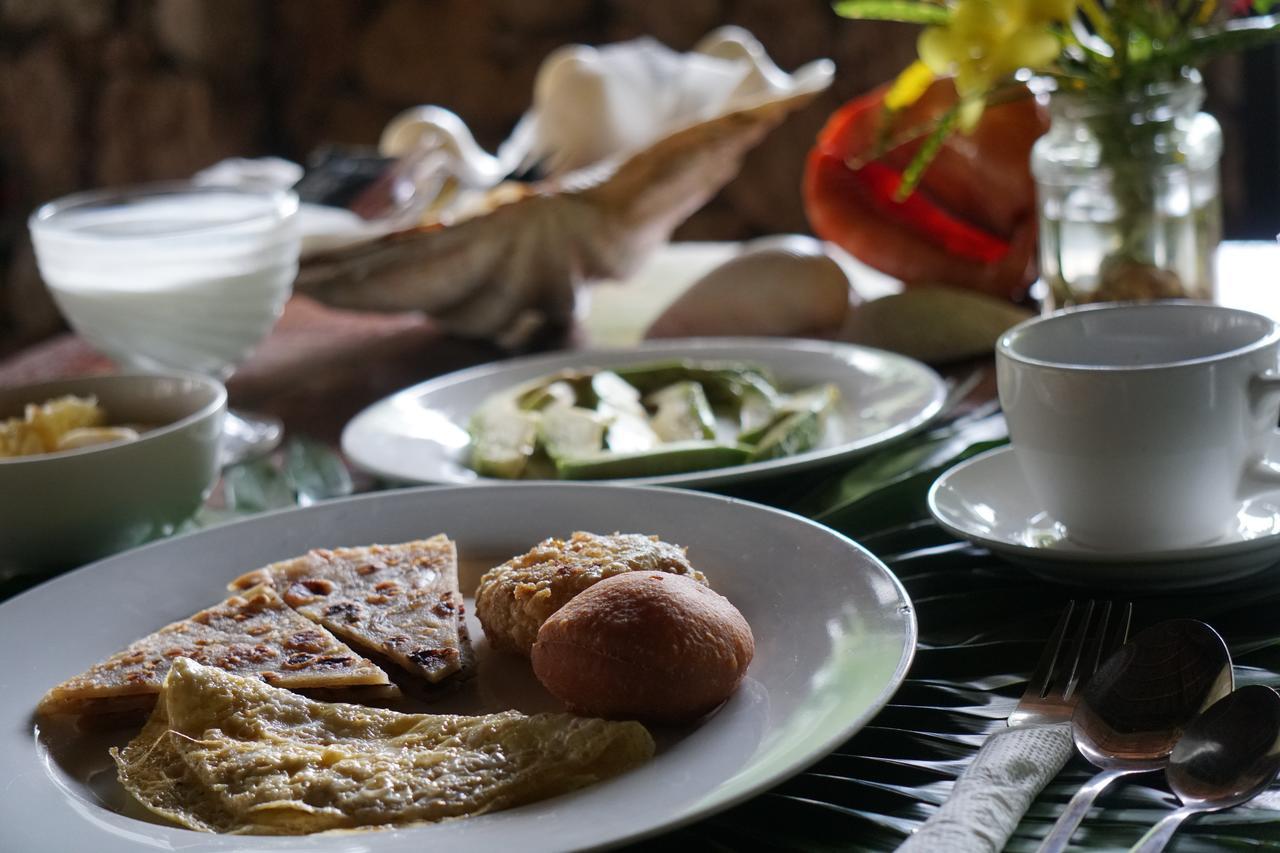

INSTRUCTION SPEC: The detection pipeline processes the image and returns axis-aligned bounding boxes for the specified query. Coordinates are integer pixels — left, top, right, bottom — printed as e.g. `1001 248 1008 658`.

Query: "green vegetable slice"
517 379 577 412
592 371 659 453
737 385 776 437
612 360 779 405
538 405 607 461
739 383 839 445
555 441 750 480
748 409 824 462
647 381 716 442
468 404 538 479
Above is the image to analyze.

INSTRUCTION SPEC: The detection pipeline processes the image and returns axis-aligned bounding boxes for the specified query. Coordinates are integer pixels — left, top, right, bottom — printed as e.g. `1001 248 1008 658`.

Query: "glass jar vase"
1031 72 1223 310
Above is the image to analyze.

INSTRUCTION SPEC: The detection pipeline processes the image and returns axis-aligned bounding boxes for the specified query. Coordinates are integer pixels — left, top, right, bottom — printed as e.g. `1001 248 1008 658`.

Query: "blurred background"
0 0 1276 357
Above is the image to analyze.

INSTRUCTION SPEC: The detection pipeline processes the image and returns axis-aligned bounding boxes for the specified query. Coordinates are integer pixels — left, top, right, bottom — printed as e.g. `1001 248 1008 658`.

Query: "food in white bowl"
0 394 153 457
0 373 226 569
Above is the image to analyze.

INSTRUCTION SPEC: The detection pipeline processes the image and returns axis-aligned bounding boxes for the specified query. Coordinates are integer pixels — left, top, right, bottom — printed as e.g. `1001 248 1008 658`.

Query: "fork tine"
1012 600 1134 729
1065 600 1109 701
1029 600 1077 700
1065 600 1134 701
1111 601 1133 651
1053 599 1097 701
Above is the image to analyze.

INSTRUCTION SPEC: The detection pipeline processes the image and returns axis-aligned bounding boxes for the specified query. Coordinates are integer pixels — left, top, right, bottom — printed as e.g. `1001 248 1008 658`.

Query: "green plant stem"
1092 102 1161 263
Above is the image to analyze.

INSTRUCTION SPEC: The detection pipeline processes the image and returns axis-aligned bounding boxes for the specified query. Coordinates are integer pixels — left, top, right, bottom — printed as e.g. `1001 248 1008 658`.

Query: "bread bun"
531 572 754 723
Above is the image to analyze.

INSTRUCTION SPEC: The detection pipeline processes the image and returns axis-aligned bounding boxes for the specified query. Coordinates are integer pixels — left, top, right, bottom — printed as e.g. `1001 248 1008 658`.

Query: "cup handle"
1247 370 1280 487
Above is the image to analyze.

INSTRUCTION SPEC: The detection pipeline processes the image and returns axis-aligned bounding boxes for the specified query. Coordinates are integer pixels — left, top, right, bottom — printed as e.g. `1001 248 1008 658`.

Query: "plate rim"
340 336 947 488
1 482 917 852
928 444 1280 564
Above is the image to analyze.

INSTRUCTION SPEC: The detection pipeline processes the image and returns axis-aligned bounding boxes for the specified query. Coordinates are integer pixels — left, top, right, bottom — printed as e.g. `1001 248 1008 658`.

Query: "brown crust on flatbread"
297 683 403 706
38 585 393 717
73 677 405 731
455 598 476 680
73 701 156 732
230 536 474 685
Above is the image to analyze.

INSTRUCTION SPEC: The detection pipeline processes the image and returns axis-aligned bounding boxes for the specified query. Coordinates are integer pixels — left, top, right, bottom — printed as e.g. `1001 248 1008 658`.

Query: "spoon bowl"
1037 619 1233 853
1074 618 1234 770
1170 684 1280 807
1132 685 1280 853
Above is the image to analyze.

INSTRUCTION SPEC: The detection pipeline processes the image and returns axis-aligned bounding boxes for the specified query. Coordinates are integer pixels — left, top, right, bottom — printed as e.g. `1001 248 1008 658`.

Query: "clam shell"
298 29 833 348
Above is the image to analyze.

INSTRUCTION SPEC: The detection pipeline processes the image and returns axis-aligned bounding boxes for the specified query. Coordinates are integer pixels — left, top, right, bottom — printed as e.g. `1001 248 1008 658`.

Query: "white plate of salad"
341 337 946 488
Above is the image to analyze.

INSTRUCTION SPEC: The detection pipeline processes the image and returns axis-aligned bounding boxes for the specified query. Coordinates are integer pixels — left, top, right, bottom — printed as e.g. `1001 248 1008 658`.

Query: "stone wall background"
0 0 1264 354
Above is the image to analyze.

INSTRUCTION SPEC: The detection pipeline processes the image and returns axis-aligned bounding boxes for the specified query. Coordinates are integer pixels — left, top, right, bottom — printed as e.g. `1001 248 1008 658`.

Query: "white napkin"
897 722 1075 853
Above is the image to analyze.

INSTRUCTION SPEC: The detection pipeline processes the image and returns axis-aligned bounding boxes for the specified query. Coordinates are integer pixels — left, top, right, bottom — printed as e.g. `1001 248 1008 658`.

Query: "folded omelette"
112 658 655 835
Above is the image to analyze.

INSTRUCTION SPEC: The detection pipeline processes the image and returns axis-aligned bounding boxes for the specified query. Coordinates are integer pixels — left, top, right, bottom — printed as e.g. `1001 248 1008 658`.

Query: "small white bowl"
0 372 226 570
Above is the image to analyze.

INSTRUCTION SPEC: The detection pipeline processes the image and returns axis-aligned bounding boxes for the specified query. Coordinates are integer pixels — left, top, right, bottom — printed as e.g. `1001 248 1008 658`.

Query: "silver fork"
899 599 1132 852
1011 599 1133 728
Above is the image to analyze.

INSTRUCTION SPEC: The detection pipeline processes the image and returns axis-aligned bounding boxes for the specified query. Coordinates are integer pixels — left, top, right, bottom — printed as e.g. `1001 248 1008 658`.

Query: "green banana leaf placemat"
9 409 1280 851
661 412 1280 853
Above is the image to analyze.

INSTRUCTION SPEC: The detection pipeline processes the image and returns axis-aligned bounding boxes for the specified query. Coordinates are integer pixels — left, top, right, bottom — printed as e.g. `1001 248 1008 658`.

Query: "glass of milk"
29 182 301 464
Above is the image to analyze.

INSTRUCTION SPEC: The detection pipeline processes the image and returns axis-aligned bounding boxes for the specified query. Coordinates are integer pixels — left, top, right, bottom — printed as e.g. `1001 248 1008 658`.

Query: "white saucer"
927 444 1280 589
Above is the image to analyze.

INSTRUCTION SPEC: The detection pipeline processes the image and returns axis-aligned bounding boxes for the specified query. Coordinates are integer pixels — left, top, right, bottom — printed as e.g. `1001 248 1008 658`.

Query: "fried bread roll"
532 572 753 723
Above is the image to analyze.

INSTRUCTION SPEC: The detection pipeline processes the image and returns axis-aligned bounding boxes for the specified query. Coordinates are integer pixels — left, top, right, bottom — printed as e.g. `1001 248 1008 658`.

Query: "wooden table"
4 240 1273 412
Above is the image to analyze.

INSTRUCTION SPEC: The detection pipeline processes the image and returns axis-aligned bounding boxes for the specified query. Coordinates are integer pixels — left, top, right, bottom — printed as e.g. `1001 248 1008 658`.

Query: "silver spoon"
1037 619 1233 853
1130 685 1280 853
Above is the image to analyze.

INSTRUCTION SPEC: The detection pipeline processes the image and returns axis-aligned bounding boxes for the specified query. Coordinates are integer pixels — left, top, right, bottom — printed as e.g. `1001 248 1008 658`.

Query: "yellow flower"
1028 0 1078 22
884 60 937 110
896 0 1070 129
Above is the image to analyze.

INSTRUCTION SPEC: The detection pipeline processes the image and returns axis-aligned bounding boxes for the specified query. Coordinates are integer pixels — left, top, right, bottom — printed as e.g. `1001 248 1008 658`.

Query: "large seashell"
379 104 530 206
297 28 833 349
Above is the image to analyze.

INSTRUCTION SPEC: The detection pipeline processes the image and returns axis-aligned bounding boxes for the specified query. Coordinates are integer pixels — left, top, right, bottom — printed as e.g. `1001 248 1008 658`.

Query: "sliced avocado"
611 360 713 392
646 381 716 442
468 403 538 479
556 441 751 480
748 409 823 462
521 449 559 481
538 405 607 461
782 382 841 415
737 385 776 438
612 360 779 404
739 383 839 445
592 371 659 453
518 379 577 412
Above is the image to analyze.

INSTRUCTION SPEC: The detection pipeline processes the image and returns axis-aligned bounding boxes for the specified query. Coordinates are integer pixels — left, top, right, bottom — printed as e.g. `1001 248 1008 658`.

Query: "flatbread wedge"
229 535 473 686
113 658 655 835
37 585 395 717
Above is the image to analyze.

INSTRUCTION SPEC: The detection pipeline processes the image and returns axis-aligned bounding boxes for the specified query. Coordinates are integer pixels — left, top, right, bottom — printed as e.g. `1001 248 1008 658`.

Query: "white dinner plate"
0 484 916 852
341 337 946 487
929 444 1280 589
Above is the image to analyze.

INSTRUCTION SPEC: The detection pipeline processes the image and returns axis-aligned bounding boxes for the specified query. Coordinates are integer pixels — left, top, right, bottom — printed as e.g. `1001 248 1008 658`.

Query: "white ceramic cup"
996 302 1280 552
